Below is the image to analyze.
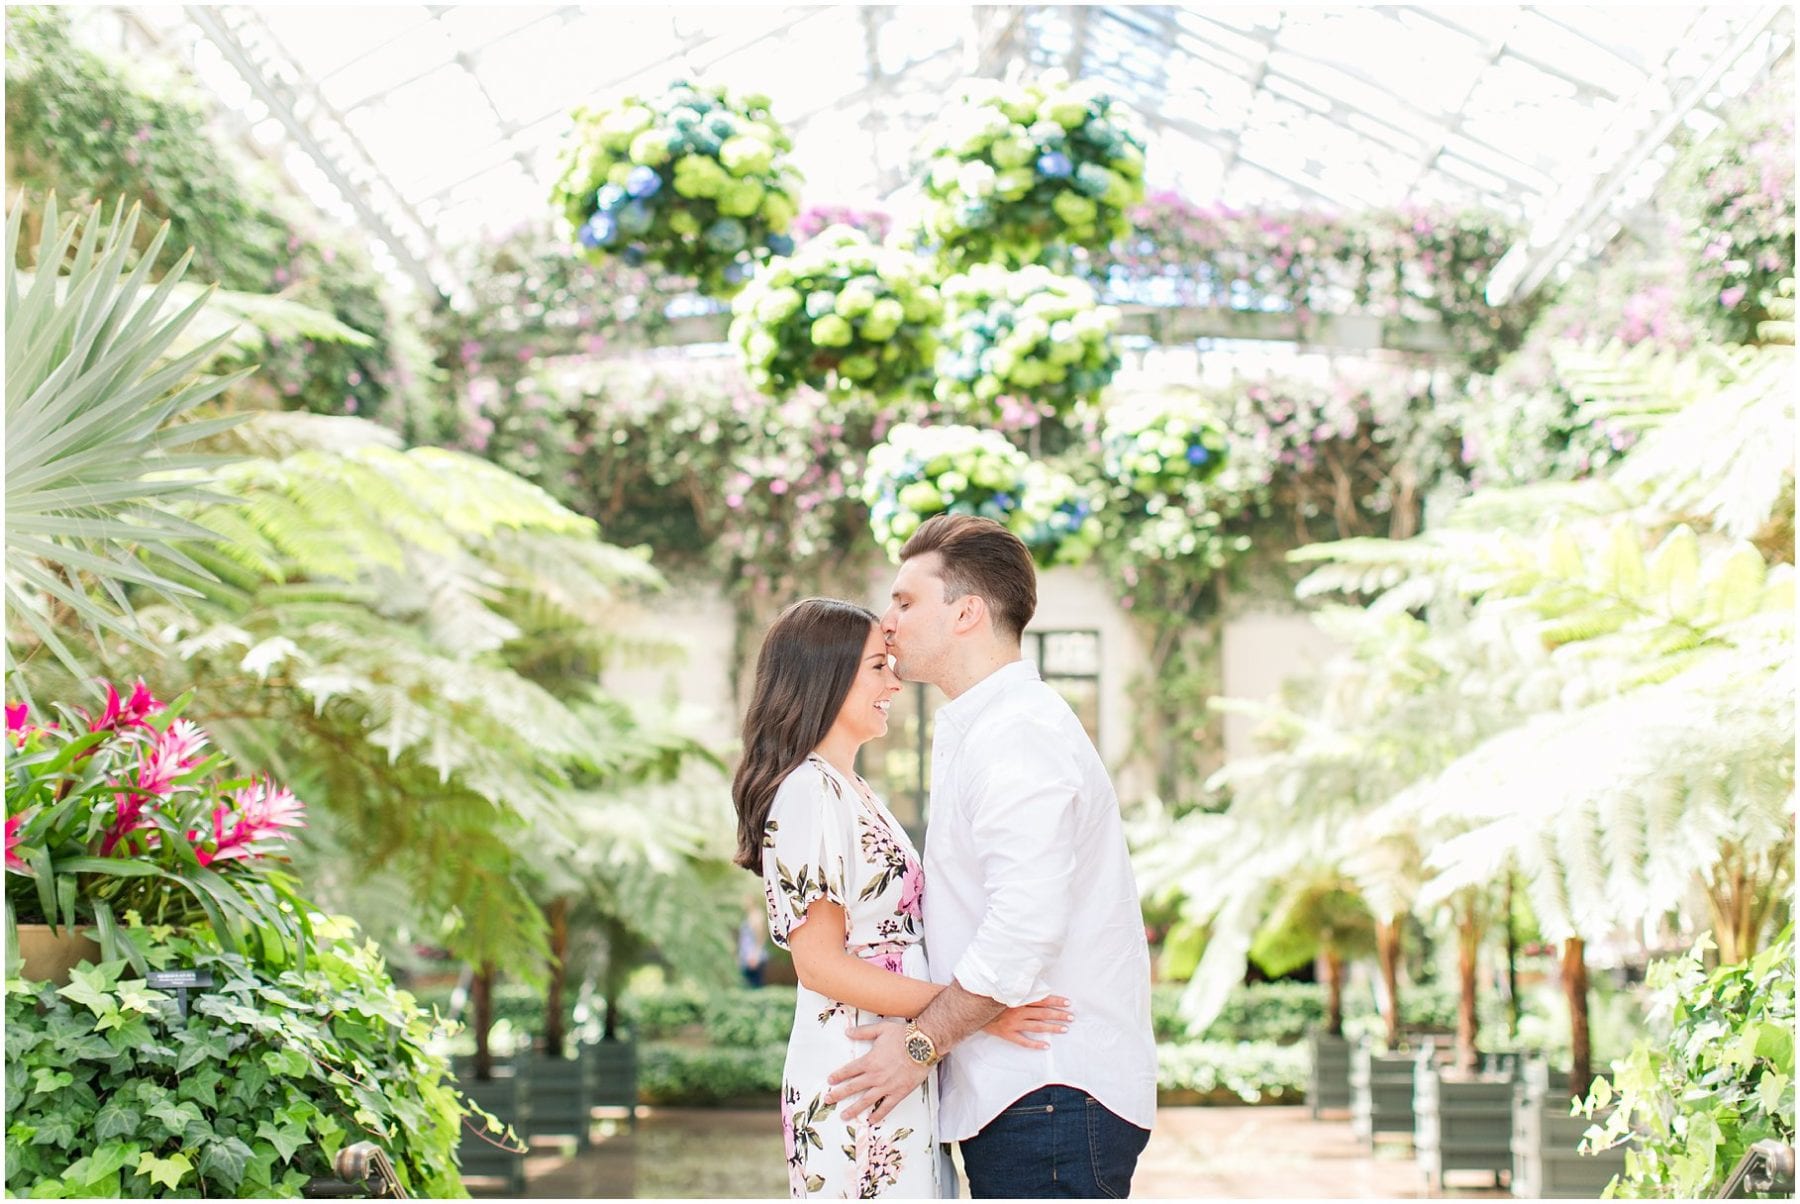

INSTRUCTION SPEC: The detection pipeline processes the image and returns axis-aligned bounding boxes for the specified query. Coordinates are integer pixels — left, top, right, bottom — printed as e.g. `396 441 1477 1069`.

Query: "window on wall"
859 629 1101 845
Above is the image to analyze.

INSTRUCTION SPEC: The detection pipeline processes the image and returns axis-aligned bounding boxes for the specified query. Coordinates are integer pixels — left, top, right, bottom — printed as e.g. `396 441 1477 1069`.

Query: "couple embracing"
731 515 1157 1200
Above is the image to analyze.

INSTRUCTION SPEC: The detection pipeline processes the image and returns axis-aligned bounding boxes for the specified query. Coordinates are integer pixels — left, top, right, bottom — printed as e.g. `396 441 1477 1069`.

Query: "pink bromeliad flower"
133 720 210 797
194 780 306 866
88 680 165 733
100 794 160 857
5 812 30 871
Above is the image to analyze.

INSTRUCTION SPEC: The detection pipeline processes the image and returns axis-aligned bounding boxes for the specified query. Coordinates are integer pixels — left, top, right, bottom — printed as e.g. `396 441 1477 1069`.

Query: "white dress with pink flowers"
762 755 943 1200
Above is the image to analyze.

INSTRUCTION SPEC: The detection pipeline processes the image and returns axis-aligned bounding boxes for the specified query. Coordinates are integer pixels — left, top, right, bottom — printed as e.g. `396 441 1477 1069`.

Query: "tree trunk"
1561 937 1591 1099
544 896 569 1058
1504 874 1520 1038
1456 901 1481 1074
472 962 497 1080
1323 948 1345 1037
1375 917 1402 1049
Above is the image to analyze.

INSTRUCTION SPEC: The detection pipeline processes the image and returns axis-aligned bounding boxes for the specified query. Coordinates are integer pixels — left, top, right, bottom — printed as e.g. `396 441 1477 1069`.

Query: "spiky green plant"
5 196 250 689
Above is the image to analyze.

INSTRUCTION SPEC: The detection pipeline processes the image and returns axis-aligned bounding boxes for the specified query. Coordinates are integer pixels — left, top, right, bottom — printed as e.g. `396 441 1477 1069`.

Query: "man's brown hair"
899 514 1037 642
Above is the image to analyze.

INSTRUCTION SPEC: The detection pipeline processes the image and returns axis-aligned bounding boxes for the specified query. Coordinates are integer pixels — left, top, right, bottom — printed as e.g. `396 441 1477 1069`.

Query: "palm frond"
5 196 252 690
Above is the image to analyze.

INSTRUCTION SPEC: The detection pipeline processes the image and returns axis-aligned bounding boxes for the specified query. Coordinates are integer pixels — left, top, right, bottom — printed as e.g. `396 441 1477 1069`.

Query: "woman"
733 598 1071 1199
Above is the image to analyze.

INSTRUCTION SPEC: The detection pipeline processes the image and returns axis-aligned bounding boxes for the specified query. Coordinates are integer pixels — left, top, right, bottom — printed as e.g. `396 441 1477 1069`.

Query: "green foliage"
699 987 796 1048
3 919 471 1198
5 195 248 689
438 356 881 599
4 9 419 427
421 219 678 449
1666 58 1795 346
1152 981 1324 1045
6 684 313 965
549 81 802 297
861 422 1101 567
1154 1041 1308 1104
639 1042 785 1105
931 265 1121 421
619 979 711 1038
1249 882 1377 980
729 225 942 401
13 406 724 975
917 72 1147 269
1579 931 1796 1198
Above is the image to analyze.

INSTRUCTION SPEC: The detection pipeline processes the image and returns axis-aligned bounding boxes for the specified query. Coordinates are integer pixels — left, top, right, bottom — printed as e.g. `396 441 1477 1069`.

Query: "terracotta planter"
13 923 102 986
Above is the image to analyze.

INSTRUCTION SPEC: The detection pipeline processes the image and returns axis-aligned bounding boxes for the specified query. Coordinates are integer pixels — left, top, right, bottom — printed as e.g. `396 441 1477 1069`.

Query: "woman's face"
829 624 903 747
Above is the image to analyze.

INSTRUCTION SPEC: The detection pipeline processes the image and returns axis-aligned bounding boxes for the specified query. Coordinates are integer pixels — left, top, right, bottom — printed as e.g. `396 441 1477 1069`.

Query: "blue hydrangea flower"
704 217 748 253
1037 152 1074 178
722 261 749 285
1187 445 1211 465
581 213 618 248
595 183 627 212
992 493 1015 509
617 200 654 236
621 244 647 267
625 166 663 199
766 233 795 256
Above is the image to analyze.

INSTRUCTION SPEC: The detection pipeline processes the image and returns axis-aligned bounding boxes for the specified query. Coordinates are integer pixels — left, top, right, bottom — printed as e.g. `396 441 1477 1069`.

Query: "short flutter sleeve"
760 761 854 949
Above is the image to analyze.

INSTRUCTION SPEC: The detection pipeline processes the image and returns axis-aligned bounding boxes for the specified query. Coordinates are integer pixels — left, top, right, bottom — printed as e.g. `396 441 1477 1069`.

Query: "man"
826 514 1157 1198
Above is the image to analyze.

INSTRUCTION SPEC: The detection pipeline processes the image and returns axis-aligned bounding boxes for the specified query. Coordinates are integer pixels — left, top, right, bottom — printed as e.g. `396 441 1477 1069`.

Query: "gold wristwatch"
903 1021 940 1067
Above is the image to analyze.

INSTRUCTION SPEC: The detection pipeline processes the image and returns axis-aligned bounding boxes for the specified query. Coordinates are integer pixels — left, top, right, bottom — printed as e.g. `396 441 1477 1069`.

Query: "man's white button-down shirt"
922 659 1157 1141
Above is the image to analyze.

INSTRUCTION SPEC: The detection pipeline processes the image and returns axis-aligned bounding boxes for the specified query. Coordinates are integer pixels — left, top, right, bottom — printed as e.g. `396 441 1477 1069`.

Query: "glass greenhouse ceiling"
99 4 1791 304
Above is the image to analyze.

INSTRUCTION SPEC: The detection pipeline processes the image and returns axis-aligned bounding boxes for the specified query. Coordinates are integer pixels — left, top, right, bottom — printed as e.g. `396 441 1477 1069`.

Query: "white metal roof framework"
86 5 1794 306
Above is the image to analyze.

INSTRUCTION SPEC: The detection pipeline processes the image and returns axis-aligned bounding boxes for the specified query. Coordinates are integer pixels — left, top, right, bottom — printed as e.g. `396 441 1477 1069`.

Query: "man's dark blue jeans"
958 1084 1152 1198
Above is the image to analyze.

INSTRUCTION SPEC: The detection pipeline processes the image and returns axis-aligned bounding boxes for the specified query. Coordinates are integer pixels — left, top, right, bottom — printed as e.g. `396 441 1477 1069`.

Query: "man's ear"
951 593 989 636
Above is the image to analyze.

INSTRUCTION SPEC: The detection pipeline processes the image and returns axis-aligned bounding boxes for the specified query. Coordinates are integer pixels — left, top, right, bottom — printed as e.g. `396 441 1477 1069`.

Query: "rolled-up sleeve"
951 719 1081 1007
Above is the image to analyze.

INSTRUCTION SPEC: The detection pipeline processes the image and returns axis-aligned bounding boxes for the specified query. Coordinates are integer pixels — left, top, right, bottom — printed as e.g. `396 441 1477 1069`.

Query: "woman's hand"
981 995 1073 1050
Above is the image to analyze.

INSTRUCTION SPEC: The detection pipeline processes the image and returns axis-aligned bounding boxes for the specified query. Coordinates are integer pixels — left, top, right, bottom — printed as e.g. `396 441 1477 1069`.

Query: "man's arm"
827 723 1083 1124
825 980 1006 1123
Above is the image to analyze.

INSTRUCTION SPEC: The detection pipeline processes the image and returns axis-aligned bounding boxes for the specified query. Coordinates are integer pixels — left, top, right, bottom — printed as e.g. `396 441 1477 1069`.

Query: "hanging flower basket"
1098 391 1247 568
1101 393 1230 498
860 422 1100 567
933 265 1121 423
917 70 1147 269
728 225 942 400
550 81 804 297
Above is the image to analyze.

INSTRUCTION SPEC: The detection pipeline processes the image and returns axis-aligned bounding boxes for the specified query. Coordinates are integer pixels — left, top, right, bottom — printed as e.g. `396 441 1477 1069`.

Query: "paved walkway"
517 1106 1512 1199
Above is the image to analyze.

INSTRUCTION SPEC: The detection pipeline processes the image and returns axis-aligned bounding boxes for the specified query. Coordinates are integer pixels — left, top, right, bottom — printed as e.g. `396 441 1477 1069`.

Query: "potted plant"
1239 875 1375 1119
4 919 477 1197
5 682 312 978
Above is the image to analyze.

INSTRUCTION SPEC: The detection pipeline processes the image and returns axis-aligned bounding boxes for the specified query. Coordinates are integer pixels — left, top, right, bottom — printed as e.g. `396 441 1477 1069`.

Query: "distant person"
738 901 768 988
823 516 1158 1198
732 597 1070 1198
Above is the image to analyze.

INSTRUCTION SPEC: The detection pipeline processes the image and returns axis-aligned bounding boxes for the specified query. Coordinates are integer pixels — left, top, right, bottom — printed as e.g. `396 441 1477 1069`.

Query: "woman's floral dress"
762 755 943 1199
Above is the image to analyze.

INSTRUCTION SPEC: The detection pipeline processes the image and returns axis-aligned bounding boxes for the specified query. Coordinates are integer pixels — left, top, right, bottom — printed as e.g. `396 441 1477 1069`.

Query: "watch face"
905 1033 933 1064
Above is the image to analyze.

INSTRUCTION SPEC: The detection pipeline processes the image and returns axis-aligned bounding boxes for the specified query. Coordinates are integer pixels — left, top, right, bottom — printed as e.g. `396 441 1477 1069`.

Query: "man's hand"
825 1021 928 1125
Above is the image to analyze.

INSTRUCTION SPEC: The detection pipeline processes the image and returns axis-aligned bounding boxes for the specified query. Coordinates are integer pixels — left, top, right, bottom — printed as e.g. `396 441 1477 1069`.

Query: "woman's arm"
786 898 941 1018
786 899 1074 1048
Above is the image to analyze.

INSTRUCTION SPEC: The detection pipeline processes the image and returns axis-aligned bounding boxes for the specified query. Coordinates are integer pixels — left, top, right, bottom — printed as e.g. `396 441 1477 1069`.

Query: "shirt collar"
936 659 1039 733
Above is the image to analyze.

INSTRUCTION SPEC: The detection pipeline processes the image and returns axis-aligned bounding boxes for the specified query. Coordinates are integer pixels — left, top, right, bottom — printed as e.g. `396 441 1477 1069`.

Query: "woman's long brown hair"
731 597 878 871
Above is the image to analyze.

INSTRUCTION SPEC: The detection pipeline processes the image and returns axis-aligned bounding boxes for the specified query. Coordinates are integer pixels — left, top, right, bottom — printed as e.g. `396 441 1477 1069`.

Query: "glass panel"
860 681 933 843
1039 631 1100 678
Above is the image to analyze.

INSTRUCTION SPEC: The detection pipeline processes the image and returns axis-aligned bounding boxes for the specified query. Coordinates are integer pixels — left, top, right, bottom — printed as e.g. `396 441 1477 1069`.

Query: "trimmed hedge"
1156 1041 1309 1104
1150 980 1464 1044
640 1043 786 1105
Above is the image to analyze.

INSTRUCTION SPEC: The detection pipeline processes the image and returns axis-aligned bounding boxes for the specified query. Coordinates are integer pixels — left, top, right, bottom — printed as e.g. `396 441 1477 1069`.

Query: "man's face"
881 552 959 686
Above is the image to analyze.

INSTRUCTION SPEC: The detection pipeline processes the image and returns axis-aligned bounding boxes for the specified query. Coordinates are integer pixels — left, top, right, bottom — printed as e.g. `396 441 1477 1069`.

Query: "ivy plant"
1578 928 1795 1198
4 917 490 1198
